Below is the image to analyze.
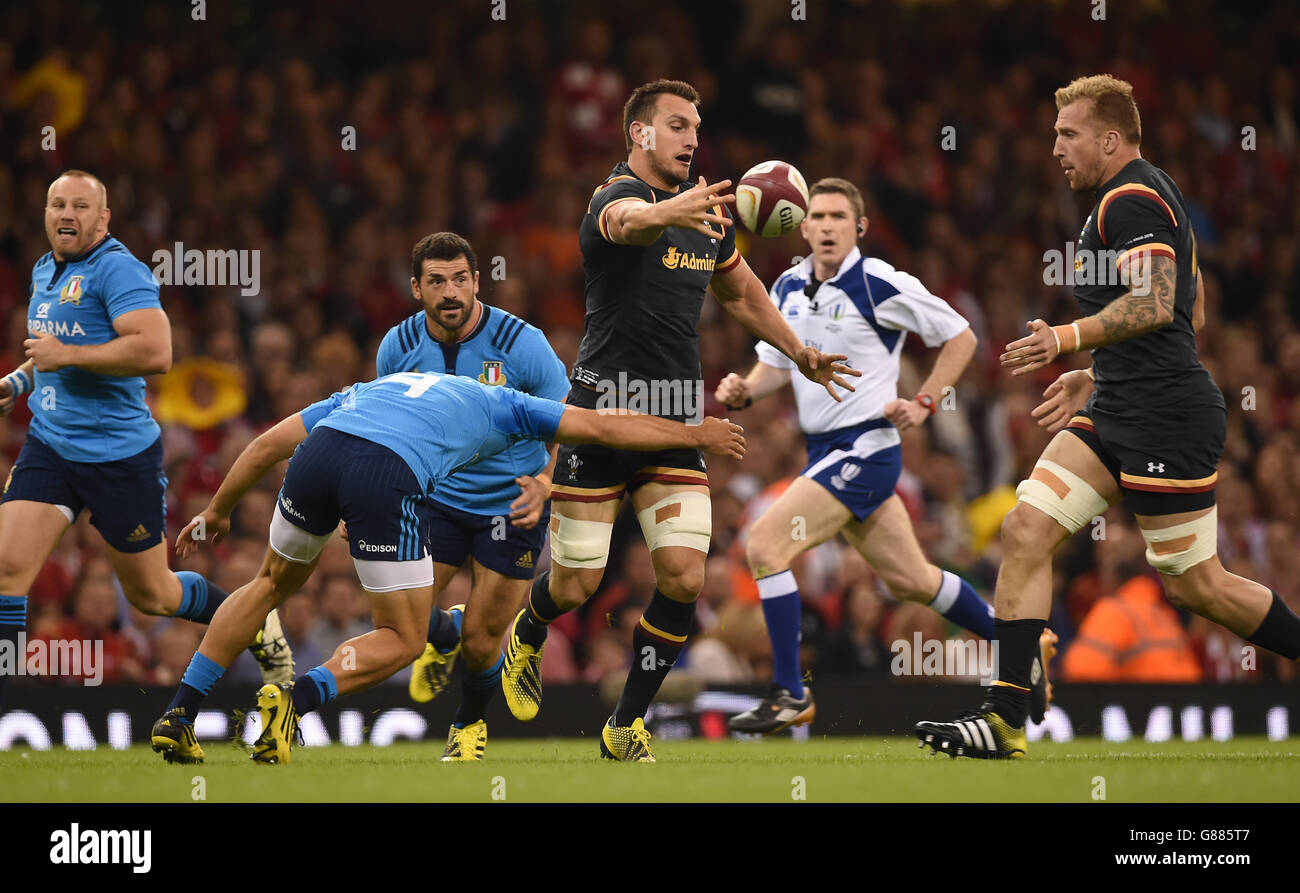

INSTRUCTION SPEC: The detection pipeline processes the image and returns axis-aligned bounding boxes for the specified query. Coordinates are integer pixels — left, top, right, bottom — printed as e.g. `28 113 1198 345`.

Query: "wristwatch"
915 393 937 415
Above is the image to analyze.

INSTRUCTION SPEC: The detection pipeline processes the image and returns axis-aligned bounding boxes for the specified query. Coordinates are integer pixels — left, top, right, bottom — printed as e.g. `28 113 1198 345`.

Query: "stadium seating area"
0 0 1297 686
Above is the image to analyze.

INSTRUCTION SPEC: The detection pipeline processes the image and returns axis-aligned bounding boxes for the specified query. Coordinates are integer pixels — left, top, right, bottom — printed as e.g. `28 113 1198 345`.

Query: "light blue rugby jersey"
25 235 163 462
375 305 569 515
300 373 566 499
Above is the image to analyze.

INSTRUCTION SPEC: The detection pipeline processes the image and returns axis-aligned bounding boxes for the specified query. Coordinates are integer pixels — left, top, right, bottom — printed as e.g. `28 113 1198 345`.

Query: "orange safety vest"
1061 575 1202 682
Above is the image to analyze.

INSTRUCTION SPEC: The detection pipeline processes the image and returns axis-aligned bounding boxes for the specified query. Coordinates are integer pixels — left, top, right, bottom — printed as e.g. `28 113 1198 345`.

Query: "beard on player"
429 293 472 330
639 136 693 188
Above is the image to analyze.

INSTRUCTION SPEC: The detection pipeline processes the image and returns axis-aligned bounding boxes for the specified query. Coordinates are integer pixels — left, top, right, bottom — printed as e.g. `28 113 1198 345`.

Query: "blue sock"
173 572 231 624
453 652 504 727
930 570 994 640
427 605 464 653
166 652 228 719
292 666 338 715
0 595 27 708
757 570 804 698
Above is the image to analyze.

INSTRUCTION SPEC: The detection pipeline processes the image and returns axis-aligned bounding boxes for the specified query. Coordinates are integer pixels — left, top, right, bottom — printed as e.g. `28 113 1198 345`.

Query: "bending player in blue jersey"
375 232 569 760
0 171 290 711
149 371 744 764
716 179 1054 733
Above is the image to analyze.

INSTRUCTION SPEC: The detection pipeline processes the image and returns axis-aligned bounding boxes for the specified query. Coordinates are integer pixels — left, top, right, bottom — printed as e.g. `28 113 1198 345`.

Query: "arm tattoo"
1095 254 1177 344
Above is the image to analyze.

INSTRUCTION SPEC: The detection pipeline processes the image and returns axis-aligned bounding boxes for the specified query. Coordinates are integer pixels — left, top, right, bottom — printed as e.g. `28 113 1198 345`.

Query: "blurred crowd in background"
1 0 1297 691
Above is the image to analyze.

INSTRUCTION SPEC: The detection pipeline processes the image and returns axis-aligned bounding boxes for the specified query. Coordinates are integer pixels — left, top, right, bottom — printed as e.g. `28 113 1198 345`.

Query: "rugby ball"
735 161 810 237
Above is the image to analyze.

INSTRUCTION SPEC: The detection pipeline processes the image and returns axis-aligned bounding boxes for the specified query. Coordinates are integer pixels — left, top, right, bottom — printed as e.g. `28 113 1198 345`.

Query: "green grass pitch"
4 737 1299 802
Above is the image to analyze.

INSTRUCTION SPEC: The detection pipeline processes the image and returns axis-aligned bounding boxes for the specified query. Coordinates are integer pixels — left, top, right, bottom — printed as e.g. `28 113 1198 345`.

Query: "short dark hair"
808 177 865 220
622 79 701 152
411 232 477 281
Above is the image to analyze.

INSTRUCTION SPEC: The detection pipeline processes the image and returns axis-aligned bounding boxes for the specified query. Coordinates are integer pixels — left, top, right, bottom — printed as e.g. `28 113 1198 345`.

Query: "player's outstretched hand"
659 177 735 240
510 474 552 529
1001 319 1060 376
1031 368 1095 433
0 377 14 417
714 372 750 410
883 398 930 432
175 509 230 558
794 347 860 402
698 416 745 459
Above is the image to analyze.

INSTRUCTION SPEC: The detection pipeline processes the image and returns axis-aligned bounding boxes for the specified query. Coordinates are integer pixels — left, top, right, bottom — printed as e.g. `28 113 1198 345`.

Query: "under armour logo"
1147 462 1165 473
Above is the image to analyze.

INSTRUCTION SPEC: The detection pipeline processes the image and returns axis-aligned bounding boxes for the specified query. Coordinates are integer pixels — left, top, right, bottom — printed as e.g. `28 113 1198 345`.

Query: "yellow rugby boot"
409 604 464 703
501 609 545 721
250 683 300 765
599 716 655 762
440 720 487 762
151 709 205 764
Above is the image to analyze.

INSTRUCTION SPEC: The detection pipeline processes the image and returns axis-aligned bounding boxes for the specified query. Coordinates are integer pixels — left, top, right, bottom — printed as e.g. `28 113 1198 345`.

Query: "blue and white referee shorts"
270 426 434 593
802 418 901 521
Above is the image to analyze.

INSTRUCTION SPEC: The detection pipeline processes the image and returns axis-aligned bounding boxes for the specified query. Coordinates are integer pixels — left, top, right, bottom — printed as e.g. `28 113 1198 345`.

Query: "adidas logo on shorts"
515 551 534 569
126 524 151 543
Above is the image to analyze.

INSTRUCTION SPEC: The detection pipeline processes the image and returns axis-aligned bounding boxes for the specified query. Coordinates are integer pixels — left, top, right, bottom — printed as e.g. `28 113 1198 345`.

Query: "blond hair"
50 170 109 208
1055 74 1142 145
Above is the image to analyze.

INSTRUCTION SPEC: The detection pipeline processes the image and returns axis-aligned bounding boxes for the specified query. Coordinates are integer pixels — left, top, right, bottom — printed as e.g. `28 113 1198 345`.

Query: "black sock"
454 653 504 727
517 571 559 648
983 617 1046 728
292 667 337 715
166 684 206 718
1247 591 1300 660
427 607 462 652
613 590 696 727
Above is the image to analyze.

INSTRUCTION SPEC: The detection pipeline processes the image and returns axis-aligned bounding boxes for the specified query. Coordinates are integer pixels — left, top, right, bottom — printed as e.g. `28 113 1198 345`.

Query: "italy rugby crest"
59 275 84 305
479 361 507 386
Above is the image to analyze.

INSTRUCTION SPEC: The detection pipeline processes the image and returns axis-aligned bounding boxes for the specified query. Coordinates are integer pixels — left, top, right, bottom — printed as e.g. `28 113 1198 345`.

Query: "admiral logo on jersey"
661 247 716 272
575 161 741 412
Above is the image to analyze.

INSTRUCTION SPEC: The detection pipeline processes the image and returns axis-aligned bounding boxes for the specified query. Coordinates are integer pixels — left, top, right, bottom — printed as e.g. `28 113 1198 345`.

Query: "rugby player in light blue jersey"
150 371 744 764
376 233 568 761
0 171 290 711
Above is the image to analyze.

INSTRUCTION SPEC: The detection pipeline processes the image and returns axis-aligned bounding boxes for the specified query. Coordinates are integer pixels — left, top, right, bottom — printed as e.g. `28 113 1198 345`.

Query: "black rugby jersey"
573 161 741 419
1074 158 1222 413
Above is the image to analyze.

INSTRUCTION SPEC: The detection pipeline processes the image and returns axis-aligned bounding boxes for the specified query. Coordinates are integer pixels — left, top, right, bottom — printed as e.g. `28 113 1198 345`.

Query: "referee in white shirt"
718 178 1051 733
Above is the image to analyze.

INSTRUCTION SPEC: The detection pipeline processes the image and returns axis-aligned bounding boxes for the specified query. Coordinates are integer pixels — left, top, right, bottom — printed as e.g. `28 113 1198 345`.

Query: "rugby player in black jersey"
500 79 858 760
917 75 1300 759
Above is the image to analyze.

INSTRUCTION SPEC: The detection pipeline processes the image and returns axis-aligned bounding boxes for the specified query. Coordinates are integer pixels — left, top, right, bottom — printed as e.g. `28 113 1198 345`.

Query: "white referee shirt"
755 247 970 436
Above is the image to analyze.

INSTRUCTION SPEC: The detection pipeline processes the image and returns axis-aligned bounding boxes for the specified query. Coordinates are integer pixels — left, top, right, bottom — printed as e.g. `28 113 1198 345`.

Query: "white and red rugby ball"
735 160 810 237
